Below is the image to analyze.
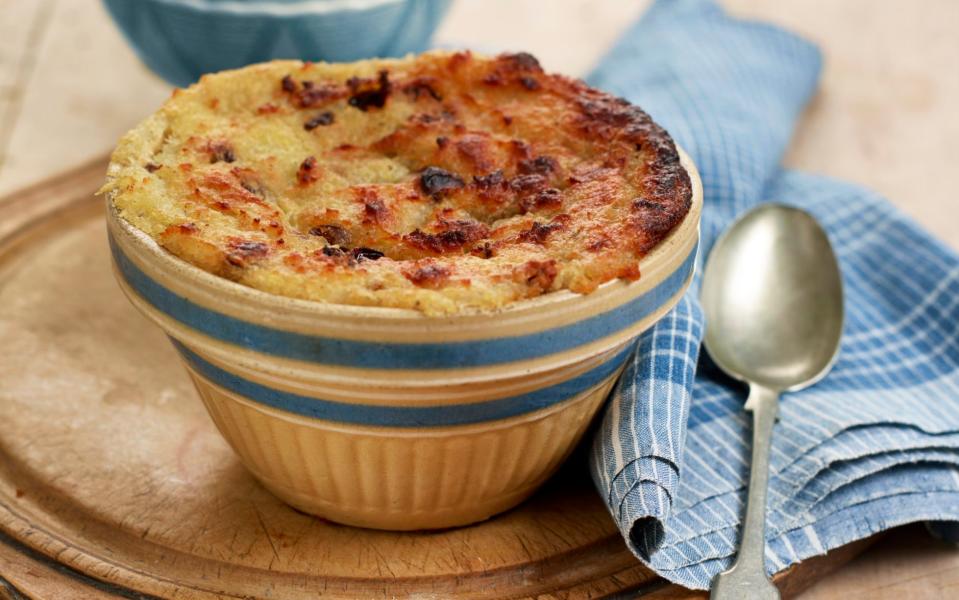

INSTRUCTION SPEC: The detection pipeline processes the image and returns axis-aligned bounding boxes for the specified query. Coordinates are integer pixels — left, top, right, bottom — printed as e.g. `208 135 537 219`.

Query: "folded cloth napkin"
587 0 959 589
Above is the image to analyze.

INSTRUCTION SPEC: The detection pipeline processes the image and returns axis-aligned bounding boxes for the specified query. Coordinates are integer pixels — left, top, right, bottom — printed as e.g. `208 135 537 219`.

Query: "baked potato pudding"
103 51 692 315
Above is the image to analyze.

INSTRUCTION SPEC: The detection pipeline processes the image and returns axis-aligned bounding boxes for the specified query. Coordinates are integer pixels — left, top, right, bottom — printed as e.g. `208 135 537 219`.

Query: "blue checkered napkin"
587 0 959 589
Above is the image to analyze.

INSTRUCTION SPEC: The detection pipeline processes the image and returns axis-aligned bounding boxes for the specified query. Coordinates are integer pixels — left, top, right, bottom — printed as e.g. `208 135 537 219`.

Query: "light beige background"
0 1 956 597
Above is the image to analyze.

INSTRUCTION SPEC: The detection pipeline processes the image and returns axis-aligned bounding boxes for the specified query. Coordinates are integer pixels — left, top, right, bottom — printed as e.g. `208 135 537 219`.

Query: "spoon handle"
710 383 781 600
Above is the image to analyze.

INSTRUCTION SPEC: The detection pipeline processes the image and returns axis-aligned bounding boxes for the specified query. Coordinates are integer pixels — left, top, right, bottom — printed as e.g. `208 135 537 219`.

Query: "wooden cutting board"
0 159 873 599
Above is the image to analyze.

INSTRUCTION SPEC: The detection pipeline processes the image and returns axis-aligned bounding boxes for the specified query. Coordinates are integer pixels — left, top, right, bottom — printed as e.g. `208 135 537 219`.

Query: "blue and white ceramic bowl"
102 0 453 87
105 149 702 530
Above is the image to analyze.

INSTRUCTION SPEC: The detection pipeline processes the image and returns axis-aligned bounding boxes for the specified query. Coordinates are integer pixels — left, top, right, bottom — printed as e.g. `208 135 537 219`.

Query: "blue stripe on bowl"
110 235 696 369
174 340 632 426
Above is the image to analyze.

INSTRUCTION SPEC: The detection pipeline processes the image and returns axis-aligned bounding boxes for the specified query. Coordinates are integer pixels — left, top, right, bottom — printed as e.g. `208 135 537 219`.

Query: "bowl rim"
135 0 414 17
107 148 701 334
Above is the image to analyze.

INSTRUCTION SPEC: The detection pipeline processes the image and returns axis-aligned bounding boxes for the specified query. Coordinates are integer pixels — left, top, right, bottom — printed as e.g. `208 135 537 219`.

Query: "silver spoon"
701 204 844 599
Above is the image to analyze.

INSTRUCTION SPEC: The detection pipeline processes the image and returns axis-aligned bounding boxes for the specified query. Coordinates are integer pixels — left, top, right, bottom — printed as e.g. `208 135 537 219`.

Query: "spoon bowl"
702 204 844 599
701 204 844 392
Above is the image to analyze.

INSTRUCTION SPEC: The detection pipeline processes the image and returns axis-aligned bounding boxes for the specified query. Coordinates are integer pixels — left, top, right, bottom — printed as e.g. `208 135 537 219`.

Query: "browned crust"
106 51 692 313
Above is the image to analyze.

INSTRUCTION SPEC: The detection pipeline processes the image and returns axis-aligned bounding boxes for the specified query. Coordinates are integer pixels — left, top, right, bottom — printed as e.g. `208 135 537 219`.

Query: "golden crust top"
103 51 692 315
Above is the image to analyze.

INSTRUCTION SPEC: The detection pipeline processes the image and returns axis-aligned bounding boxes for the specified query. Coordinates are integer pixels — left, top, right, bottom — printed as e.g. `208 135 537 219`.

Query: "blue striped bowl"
102 0 453 88
105 150 702 530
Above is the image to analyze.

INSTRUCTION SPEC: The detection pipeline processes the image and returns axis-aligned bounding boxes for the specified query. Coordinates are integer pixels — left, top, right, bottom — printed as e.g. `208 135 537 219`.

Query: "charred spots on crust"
471 241 495 259
230 167 268 199
579 98 629 129
518 259 558 293
576 94 687 194
619 110 681 161
238 179 264 198
403 77 442 101
404 219 490 254
348 70 391 112
517 219 565 245
631 132 693 225
634 129 681 166
472 170 510 202
299 81 344 107
484 53 543 89
315 245 386 267
643 159 692 213
482 73 504 86
364 110 456 156
518 156 558 176
503 52 542 71
628 183 691 249
304 111 334 130
352 188 390 226
208 141 236 164
519 187 562 214
403 262 451 288
633 199 666 212
144 162 161 173
351 247 385 261
309 224 352 246
316 244 383 264
569 88 693 245
226 239 269 267
473 170 506 190
511 173 547 194
435 136 449 149
412 110 456 126
194 171 276 232
282 74 344 108
521 222 554 244
297 156 318 185
364 197 388 224
628 195 690 253
419 166 465 198
575 95 654 142
519 77 540 91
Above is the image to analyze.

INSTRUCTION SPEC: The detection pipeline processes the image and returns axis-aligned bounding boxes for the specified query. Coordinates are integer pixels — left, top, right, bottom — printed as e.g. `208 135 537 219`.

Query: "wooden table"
0 1 956 598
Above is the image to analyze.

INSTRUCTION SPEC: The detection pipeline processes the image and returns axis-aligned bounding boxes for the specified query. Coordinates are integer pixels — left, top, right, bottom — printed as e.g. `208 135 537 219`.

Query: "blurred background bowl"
102 0 452 88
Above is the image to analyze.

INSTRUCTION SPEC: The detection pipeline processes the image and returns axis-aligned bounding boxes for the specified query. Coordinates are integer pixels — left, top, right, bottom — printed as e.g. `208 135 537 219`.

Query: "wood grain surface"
0 1 957 598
